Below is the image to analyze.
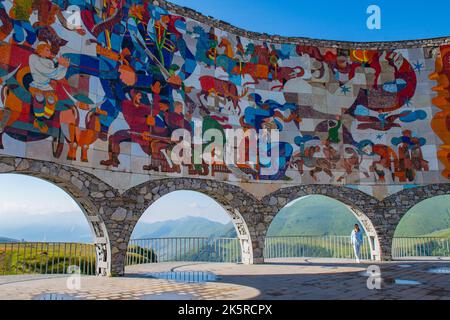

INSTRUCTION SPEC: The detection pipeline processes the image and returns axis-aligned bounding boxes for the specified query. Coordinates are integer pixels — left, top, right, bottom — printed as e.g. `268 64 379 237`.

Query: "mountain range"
131 216 235 239
0 236 18 243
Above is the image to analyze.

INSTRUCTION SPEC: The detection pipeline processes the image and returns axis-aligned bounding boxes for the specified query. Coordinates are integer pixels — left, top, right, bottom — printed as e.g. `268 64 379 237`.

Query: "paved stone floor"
0 259 449 300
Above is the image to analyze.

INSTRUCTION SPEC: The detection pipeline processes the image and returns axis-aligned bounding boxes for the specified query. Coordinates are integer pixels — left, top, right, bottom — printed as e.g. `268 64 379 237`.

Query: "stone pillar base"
252 257 265 264
380 255 393 262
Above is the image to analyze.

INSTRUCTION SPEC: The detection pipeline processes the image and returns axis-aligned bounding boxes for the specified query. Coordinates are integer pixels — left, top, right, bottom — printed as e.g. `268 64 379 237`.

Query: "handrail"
1 236 449 275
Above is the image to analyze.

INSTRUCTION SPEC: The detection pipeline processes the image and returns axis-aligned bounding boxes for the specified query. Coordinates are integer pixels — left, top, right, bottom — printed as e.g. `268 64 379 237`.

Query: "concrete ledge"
158 0 450 49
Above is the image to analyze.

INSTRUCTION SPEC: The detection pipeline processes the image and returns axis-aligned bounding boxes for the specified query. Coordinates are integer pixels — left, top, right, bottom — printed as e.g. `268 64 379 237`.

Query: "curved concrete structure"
0 0 449 275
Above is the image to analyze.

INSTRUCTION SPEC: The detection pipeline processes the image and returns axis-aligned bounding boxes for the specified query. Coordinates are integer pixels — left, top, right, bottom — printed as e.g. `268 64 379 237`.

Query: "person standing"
351 224 364 263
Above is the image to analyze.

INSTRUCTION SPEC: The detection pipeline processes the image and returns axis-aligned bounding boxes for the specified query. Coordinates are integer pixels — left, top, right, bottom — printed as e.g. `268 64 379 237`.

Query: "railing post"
3 236 449 276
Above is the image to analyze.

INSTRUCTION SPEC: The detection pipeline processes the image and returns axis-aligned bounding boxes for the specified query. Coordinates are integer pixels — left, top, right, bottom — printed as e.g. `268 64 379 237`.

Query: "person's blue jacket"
351 230 363 245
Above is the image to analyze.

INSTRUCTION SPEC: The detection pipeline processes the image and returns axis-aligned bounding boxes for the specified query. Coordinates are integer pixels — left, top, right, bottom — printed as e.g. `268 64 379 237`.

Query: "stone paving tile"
1 260 449 300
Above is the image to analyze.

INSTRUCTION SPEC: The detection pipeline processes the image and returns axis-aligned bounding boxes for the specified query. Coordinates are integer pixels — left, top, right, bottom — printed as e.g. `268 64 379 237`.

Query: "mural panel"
0 0 446 198
431 45 450 179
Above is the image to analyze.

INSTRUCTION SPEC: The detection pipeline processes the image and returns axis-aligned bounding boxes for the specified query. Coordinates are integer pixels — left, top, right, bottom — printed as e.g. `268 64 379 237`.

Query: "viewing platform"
1 260 449 300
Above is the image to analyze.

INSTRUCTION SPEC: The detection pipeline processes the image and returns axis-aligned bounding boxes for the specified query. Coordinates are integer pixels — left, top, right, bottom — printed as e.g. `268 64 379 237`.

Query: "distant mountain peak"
132 216 235 239
0 236 19 243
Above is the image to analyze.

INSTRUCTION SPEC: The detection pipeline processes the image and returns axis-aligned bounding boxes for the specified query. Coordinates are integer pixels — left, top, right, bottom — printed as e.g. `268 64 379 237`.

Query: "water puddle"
140 292 196 300
427 267 450 274
33 293 79 300
394 279 422 285
321 266 338 269
145 271 218 283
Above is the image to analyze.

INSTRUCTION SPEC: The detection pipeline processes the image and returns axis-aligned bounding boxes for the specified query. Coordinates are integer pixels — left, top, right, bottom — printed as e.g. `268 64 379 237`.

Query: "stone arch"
116 178 260 274
379 184 450 260
0 156 114 275
260 185 382 261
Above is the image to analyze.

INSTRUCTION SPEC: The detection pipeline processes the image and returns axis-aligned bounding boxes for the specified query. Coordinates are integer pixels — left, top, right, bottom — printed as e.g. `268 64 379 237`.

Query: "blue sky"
171 0 450 41
0 175 230 229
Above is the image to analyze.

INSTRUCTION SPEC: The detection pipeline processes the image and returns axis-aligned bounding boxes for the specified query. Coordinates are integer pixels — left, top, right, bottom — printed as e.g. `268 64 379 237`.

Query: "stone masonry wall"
2 156 450 275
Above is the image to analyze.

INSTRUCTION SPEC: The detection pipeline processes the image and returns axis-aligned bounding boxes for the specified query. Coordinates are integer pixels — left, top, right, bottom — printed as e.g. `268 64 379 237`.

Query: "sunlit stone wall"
0 0 449 200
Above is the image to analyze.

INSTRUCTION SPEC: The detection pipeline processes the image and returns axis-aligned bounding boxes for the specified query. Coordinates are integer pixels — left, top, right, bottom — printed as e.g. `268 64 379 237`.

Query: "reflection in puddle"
33 293 79 300
146 271 218 283
398 265 412 268
140 292 196 300
395 279 422 285
428 267 450 274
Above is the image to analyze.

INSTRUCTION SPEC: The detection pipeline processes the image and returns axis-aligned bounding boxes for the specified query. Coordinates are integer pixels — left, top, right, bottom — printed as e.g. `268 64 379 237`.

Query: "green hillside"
267 195 359 236
0 243 96 275
267 195 450 237
394 196 450 237
424 228 450 238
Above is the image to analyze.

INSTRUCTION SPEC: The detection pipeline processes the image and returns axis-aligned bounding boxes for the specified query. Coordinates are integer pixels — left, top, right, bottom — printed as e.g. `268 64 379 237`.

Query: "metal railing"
264 236 373 260
2 236 449 275
392 237 450 259
0 242 96 276
126 237 242 265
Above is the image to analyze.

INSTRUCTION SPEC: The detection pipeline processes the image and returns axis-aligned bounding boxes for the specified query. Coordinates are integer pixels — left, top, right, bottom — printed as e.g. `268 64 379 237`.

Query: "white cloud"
0 201 79 216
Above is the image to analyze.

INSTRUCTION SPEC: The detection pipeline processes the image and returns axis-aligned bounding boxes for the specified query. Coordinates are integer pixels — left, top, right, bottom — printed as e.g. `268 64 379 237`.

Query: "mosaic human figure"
29 41 70 133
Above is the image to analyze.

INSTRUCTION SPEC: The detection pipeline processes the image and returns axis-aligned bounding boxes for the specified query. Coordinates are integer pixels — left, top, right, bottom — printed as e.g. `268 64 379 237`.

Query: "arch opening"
265 194 380 261
0 160 111 276
124 188 254 272
392 195 450 259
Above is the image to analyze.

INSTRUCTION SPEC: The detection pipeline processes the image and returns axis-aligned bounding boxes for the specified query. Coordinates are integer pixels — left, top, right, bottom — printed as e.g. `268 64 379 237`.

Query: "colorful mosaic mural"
431 45 450 180
0 0 447 197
